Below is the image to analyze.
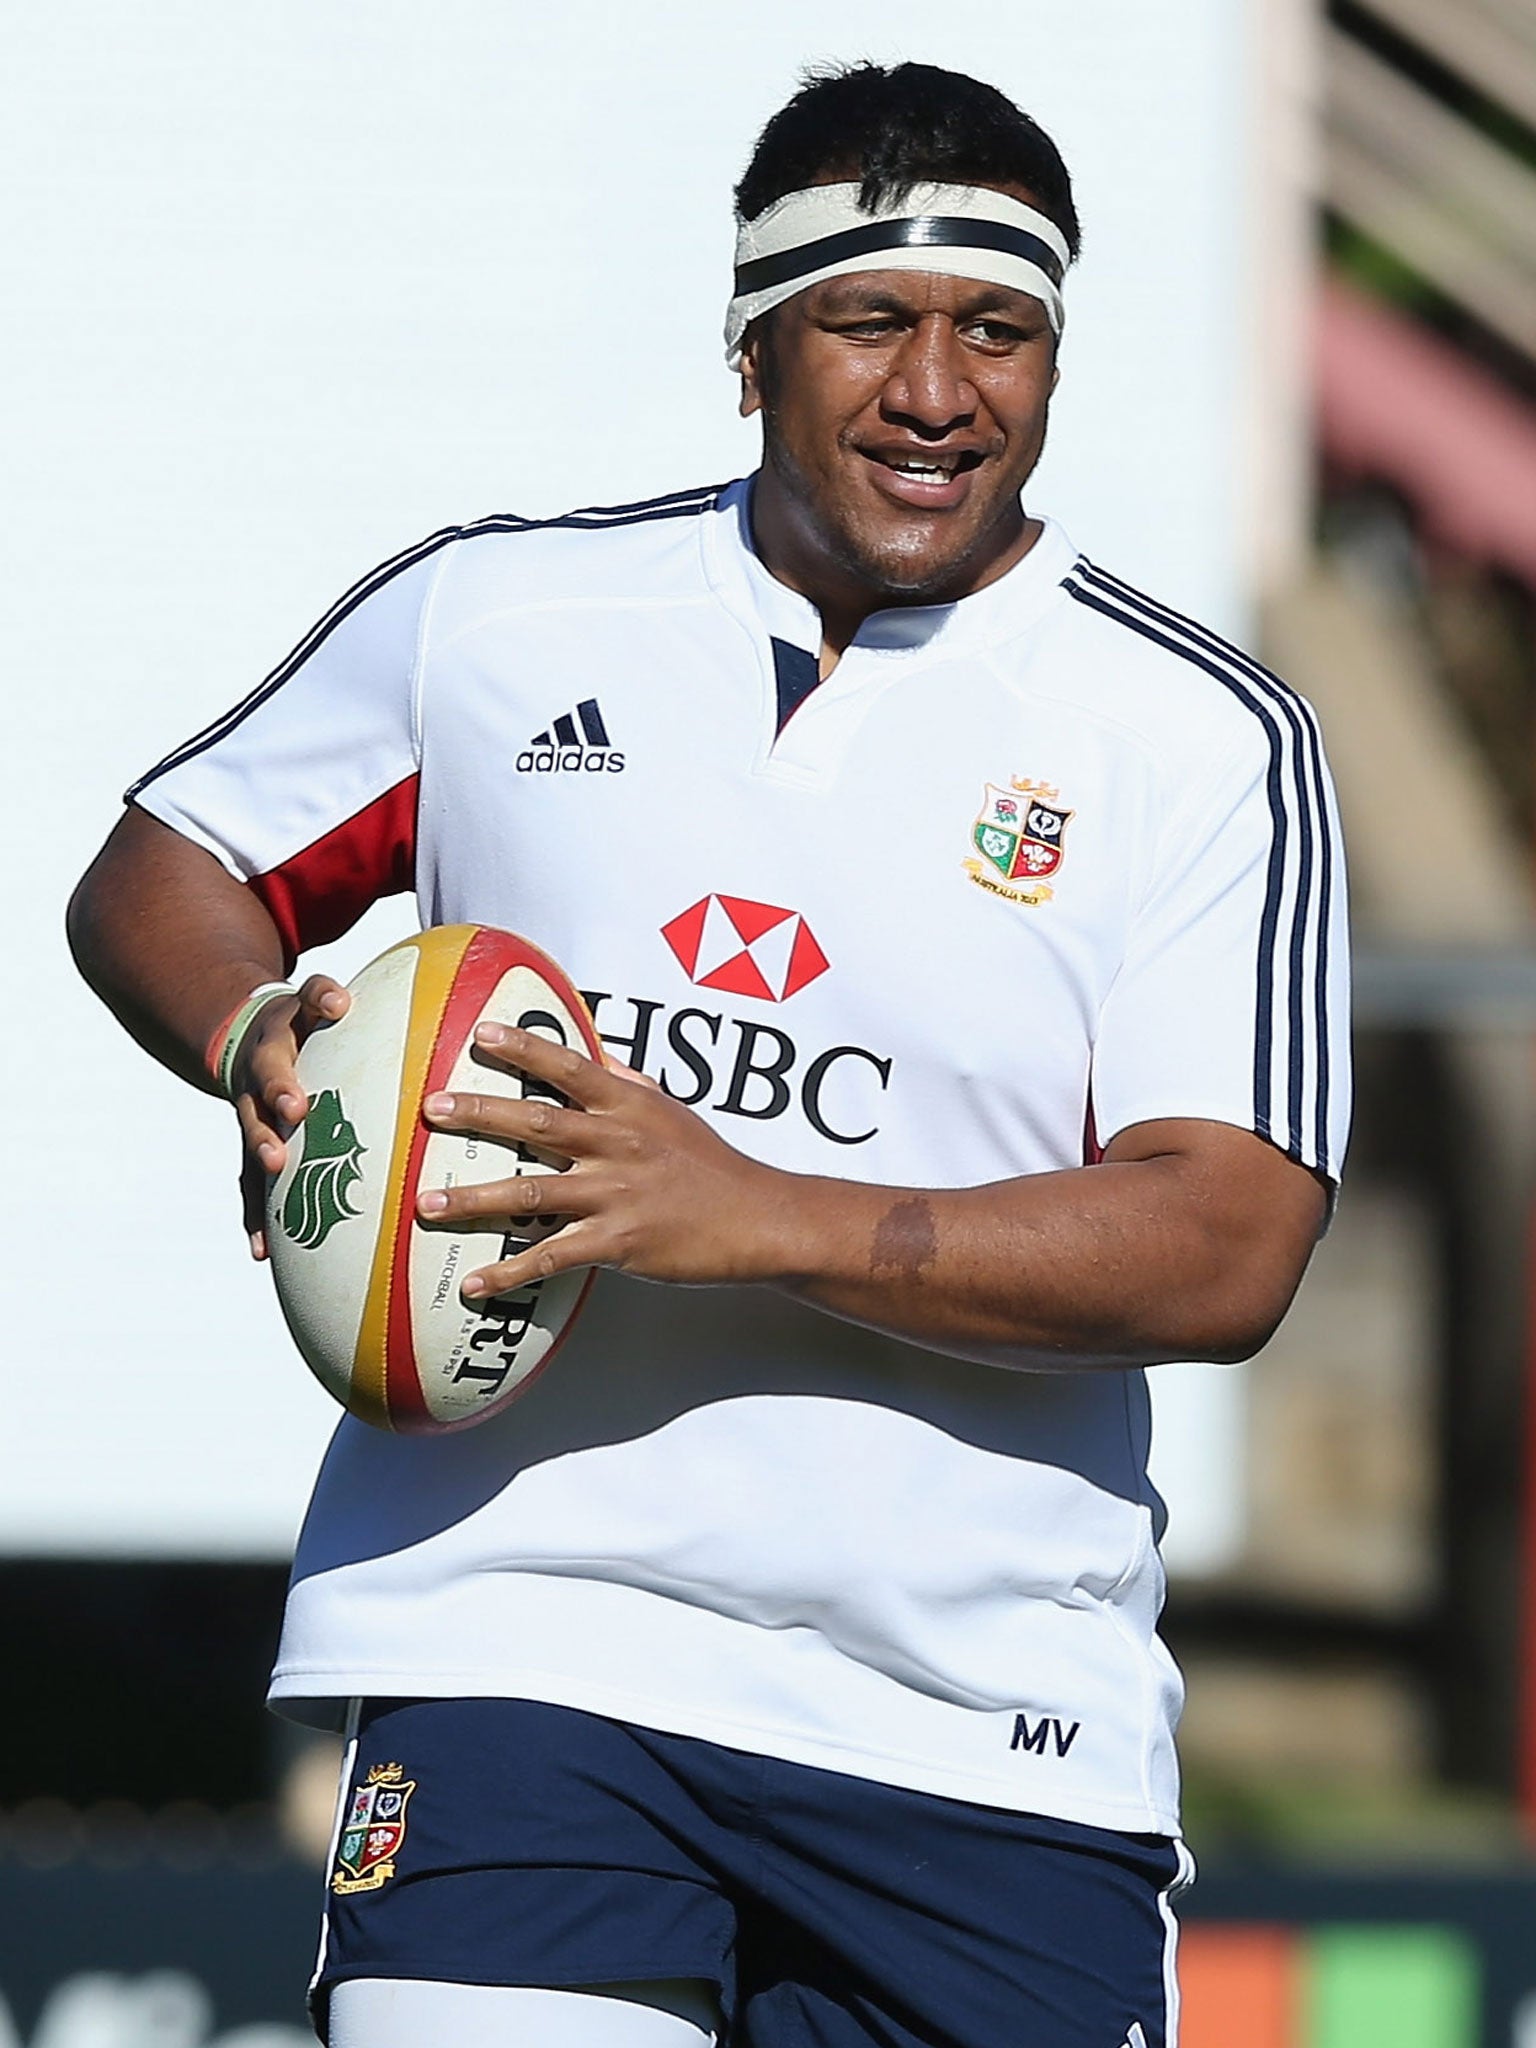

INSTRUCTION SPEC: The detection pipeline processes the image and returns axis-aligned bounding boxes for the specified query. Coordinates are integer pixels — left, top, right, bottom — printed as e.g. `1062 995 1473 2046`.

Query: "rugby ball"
265 925 601 1434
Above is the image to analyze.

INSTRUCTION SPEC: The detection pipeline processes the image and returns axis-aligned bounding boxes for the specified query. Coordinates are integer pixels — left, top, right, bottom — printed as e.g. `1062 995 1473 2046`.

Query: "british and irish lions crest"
964 778 1073 906
332 1761 416 1895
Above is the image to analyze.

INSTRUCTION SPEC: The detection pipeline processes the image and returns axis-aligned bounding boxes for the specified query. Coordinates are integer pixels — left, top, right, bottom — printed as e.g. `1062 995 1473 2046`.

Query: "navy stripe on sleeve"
127 485 724 798
1062 562 1339 1176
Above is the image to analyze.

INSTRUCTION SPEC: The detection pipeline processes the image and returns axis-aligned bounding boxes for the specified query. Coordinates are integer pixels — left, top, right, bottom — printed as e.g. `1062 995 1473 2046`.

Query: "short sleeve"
1091 703 1351 1184
129 532 456 968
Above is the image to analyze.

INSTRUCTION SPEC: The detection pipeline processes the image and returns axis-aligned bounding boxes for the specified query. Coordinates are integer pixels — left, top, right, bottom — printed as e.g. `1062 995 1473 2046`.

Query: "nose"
881 314 977 435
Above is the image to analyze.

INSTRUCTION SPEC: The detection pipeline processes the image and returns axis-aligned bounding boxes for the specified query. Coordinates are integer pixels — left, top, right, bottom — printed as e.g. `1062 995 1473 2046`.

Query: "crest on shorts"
963 778 1073 907
331 1760 415 1895
281 1088 366 1250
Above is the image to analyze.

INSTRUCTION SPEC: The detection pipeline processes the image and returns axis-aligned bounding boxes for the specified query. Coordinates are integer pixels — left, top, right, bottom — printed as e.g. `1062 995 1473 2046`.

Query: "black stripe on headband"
734 216 1065 298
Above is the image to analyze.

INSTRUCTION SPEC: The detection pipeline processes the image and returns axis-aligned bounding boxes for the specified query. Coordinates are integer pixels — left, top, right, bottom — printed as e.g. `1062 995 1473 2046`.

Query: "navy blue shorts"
315 1699 1189 2048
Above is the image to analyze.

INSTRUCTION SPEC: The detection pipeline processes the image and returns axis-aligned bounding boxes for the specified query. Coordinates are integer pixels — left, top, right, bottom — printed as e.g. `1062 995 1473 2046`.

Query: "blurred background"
4 0 1536 2042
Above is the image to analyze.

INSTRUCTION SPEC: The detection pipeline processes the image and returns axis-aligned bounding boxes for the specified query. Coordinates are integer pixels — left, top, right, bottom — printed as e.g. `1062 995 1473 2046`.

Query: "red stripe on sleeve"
249 774 418 967
1083 1090 1103 1166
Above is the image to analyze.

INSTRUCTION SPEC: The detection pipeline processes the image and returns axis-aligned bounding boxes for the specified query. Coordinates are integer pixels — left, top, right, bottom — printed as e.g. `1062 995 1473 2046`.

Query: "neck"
748 470 1040 675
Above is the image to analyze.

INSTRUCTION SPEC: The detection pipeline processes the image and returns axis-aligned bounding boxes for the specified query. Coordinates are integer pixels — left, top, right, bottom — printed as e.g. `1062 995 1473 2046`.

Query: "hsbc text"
581 991 892 1146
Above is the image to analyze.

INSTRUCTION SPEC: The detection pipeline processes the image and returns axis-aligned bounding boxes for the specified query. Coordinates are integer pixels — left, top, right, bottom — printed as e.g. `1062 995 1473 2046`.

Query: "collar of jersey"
704 475 1079 664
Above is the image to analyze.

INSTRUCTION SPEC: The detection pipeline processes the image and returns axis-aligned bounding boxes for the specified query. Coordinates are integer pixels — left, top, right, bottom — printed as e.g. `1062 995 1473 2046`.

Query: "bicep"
69 805 291 1087
72 804 277 957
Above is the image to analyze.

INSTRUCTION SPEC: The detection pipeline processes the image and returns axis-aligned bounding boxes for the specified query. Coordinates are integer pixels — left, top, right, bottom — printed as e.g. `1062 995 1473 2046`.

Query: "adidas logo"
515 698 625 774
1121 2025 1149 2048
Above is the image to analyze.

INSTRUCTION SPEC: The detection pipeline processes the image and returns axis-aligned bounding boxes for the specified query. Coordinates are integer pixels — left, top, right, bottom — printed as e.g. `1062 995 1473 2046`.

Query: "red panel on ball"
381 927 603 1432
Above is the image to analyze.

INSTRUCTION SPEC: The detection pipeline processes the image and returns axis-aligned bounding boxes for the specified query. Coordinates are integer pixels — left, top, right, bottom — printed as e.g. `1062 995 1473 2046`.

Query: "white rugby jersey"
132 480 1350 1834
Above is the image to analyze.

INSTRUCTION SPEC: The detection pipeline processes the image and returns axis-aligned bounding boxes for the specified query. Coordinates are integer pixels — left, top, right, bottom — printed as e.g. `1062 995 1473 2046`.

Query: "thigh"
327 1979 720 2048
726 1754 1191 2048
314 1701 740 2028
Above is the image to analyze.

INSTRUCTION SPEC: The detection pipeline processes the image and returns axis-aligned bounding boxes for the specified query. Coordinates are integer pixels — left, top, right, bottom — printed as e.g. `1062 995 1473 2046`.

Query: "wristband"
206 981 298 1098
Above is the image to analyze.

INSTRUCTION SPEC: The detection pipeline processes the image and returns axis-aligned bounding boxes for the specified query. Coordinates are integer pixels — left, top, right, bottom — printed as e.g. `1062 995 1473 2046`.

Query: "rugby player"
70 60 1348 2048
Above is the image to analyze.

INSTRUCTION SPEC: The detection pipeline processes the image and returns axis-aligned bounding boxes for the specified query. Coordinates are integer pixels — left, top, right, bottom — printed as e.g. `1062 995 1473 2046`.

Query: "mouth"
859 445 986 508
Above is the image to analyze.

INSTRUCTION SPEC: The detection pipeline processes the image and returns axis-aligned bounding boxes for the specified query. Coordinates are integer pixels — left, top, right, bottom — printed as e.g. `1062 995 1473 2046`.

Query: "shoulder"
1038 552 1325 779
431 483 729 621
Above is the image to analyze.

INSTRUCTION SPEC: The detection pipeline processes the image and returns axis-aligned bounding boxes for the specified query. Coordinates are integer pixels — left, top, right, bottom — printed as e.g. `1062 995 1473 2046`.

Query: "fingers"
240 1148 269 1261
457 1220 600 1300
424 1022 651 1153
417 1163 593 1229
296 974 349 1035
471 1023 619 1109
228 979 349 1256
237 1080 290 1178
234 999 308 1171
422 1087 590 1160
410 1023 672 1302
226 995 303 1123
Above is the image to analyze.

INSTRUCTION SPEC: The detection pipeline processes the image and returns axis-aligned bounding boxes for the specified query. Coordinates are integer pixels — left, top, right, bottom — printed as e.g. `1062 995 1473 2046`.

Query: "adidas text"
515 745 626 774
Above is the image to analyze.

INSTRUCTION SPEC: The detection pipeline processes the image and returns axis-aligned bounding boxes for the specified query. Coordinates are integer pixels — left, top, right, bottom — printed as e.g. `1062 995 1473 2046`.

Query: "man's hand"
415 1021 1325 1372
416 1022 790 1297
234 976 351 1258
67 807 360 1259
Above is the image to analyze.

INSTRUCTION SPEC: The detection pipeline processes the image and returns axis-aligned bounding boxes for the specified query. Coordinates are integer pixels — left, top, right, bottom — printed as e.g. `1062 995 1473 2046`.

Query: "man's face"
739 246 1059 609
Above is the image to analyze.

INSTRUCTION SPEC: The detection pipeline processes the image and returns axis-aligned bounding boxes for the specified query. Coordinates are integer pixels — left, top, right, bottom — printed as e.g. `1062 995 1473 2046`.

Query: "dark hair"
735 61 1080 263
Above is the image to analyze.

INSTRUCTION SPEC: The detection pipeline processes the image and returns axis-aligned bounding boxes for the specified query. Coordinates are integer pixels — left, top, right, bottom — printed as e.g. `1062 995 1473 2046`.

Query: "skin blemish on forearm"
869 1196 939 1285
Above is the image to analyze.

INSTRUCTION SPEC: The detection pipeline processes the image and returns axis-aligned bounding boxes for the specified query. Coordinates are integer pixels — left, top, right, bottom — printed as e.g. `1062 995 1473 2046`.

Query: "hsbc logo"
661 895 829 1003
581 900 887 1143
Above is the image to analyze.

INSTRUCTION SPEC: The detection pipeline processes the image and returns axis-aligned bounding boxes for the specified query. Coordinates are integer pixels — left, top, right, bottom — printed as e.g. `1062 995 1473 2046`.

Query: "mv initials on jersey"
1010 1711 1082 1758
516 697 625 774
331 1761 415 1895
964 777 1073 907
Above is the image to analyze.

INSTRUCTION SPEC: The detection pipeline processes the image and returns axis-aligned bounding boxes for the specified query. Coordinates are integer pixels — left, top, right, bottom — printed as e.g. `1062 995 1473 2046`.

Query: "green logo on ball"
281 1088 365 1249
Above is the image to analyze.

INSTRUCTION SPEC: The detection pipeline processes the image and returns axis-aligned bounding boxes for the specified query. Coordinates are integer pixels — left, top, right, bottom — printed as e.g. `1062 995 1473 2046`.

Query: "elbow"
1170 1258 1312 1365
66 859 110 988
66 834 134 997
1193 1321 1280 1367
1106 1133 1330 1366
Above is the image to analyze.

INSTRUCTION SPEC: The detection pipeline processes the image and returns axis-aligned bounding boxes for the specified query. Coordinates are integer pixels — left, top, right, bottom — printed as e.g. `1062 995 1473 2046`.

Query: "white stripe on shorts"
309 1697 363 2002
1156 1840 1199 2048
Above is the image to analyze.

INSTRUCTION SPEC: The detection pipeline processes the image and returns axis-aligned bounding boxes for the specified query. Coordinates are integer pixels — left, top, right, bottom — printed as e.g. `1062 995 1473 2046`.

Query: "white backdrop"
2 0 1253 1560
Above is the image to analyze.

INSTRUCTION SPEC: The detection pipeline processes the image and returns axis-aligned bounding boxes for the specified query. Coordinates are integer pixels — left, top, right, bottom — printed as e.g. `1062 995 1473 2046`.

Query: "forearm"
417 1031 1325 1363
67 805 287 1093
750 1145 1317 1372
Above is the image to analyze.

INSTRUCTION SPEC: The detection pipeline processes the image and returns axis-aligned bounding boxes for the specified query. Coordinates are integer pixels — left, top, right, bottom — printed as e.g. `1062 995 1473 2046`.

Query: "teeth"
891 459 956 480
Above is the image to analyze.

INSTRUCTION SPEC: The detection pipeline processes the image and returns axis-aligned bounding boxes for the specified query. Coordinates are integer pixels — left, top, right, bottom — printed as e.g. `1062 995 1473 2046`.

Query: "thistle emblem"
281 1088 365 1249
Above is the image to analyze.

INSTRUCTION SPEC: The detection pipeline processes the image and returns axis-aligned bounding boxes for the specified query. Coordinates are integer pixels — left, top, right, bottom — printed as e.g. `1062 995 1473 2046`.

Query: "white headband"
725 180 1069 367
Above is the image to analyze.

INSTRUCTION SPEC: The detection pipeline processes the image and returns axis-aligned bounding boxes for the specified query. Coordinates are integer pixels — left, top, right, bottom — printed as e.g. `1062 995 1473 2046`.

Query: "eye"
832 315 902 339
964 319 1029 348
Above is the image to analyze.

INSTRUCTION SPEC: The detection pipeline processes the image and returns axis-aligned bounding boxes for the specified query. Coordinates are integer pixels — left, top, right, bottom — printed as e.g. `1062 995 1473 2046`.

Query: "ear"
738 322 766 420
1050 361 1061 395
741 339 765 419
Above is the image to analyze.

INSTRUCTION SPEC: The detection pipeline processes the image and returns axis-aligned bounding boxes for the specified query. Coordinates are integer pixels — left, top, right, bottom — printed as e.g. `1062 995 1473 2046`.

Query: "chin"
834 487 1026 603
839 529 980 605
866 567 958 605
